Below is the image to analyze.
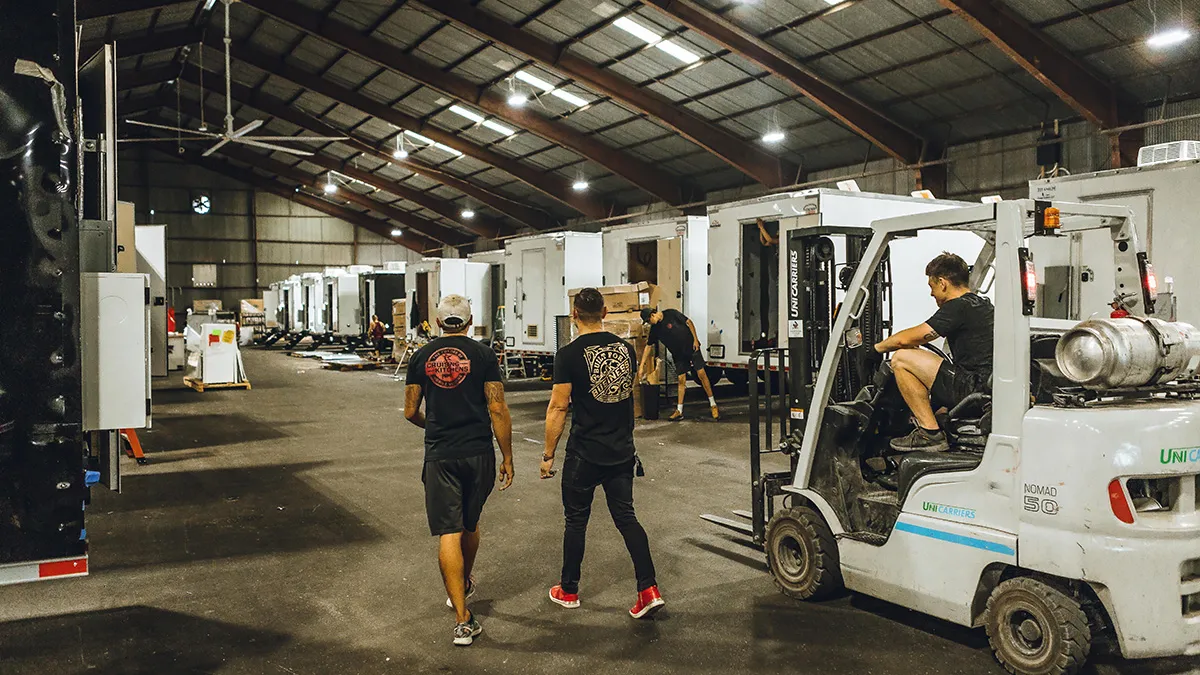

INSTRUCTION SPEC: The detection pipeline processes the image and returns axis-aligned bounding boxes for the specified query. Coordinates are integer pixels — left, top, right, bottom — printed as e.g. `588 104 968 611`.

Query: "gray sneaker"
453 613 482 646
446 576 475 609
890 427 949 452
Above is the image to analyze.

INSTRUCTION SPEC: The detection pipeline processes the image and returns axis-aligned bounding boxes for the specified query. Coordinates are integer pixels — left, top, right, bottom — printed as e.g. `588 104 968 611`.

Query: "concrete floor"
0 349 1195 674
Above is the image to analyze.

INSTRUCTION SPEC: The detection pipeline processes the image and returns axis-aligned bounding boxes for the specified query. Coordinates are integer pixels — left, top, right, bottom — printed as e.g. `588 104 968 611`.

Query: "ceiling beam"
640 0 926 164
118 64 182 91
935 0 1123 129
82 27 202 62
216 40 587 225
133 100 477 245
77 0 193 21
178 58 530 235
239 0 697 205
417 0 798 189
148 145 441 254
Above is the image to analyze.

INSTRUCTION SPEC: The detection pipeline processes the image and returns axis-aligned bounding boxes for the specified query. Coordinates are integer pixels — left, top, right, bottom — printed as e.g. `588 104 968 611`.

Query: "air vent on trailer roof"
1137 141 1200 167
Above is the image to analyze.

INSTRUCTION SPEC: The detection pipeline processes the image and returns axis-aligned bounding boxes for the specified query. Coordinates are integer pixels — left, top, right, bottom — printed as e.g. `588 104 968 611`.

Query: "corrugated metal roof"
102 0 1200 243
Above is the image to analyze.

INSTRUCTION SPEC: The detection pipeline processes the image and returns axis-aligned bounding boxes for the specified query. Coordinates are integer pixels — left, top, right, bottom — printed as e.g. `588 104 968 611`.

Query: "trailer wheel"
765 507 843 600
986 577 1091 675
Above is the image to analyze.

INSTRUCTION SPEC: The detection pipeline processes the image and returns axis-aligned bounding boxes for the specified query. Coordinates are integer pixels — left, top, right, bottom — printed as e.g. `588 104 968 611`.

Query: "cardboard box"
240 299 264 315
569 282 660 314
193 299 223 312
602 311 649 340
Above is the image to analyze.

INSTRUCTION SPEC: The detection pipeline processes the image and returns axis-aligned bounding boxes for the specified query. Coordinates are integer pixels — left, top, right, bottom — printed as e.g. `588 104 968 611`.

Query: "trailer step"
700 514 754 536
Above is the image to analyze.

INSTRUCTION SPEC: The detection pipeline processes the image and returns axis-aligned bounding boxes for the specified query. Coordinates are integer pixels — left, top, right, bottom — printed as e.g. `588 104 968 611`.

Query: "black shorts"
931 361 987 411
669 349 707 377
422 452 495 536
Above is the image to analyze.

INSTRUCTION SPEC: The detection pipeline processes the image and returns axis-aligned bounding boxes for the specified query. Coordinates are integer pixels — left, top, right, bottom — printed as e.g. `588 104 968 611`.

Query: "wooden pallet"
183 377 252 392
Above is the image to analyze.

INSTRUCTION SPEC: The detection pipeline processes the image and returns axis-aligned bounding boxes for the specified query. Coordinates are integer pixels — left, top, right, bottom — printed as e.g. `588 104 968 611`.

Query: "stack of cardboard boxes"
568 281 661 417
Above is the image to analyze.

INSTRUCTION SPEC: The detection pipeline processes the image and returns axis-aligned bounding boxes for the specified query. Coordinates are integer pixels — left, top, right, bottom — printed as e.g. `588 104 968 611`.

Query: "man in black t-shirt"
873 252 993 452
637 307 719 421
405 294 514 646
542 288 664 620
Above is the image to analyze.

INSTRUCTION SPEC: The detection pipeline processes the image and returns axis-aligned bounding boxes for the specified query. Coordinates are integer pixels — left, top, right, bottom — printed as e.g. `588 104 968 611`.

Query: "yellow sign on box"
222 330 235 344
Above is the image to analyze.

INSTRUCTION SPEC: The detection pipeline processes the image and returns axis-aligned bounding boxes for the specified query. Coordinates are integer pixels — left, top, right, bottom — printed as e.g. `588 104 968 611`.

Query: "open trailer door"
656 236 683 312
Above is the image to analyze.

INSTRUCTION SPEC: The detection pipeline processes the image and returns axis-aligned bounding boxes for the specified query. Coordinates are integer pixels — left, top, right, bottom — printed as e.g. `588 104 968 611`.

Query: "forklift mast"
784 228 889 435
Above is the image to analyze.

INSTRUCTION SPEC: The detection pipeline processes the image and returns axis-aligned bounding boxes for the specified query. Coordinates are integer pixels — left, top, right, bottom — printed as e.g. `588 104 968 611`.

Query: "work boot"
668 410 684 422
711 405 720 420
890 427 949 452
630 586 665 619
452 612 482 646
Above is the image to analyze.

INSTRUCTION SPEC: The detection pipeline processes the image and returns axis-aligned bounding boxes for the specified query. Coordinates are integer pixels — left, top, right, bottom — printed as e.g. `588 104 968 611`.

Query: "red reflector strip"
1107 479 1135 524
39 557 87 578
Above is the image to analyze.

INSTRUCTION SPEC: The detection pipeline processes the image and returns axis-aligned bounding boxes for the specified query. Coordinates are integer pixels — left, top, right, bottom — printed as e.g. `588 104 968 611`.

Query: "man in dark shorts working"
404 294 514 646
543 288 665 619
637 307 719 421
873 252 993 452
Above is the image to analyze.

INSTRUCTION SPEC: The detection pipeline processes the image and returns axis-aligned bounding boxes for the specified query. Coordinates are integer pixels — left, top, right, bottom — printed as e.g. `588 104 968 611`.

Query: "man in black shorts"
543 288 664 619
873 252 993 452
637 307 719 421
405 294 514 646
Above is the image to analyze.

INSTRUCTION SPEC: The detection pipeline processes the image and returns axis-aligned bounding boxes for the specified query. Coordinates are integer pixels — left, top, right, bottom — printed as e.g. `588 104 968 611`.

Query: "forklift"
706 200 1200 674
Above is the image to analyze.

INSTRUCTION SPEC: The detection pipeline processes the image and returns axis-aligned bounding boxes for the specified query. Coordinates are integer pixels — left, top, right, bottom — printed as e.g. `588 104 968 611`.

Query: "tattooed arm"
404 384 425 428
874 323 940 353
485 381 514 490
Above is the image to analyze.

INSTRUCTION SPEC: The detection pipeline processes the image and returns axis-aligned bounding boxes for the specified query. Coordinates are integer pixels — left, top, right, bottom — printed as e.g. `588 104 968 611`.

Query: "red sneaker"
629 586 665 619
549 585 580 609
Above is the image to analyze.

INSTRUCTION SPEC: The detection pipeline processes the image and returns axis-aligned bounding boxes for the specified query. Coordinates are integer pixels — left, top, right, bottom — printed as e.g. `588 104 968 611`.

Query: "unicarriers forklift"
706 200 1200 674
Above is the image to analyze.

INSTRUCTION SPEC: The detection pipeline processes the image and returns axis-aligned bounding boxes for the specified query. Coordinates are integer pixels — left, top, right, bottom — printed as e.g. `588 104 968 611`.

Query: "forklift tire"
765 506 843 600
986 577 1091 675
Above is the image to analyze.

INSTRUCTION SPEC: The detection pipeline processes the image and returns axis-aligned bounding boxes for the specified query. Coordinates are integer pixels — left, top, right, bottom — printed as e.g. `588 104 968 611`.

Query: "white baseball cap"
436 294 472 329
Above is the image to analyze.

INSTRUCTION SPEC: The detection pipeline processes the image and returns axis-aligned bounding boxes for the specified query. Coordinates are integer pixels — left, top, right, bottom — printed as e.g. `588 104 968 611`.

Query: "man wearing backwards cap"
636 307 720 421
405 294 514 647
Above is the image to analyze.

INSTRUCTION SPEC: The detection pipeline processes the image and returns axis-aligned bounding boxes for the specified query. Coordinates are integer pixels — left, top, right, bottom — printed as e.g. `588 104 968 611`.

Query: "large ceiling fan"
124 0 348 157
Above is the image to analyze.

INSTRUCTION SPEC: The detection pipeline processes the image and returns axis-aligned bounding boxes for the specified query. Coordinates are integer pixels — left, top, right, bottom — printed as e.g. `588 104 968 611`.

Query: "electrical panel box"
81 273 150 431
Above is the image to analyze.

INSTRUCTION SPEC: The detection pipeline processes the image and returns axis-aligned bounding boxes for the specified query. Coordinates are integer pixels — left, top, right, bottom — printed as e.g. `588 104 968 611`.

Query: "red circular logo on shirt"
425 347 472 389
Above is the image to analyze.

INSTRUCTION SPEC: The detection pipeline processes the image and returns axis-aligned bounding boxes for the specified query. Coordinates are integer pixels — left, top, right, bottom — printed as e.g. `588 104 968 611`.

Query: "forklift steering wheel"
922 343 950 362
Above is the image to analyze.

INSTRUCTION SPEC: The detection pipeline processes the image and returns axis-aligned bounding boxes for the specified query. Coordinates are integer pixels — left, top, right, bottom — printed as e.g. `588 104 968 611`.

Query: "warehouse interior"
3 0 1200 673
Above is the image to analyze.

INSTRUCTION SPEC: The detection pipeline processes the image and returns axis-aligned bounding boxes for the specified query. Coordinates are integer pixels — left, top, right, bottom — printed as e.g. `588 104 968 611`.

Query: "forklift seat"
897 451 983 505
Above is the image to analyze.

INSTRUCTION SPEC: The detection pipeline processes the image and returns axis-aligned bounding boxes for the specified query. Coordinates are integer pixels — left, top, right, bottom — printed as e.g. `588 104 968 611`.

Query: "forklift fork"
701 347 794 545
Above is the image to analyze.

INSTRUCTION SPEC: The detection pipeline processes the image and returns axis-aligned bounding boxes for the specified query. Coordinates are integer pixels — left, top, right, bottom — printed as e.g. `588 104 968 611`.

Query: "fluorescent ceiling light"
823 0 846 5
323 181 338 194
612 15 701 64
203 0 218 10
461 209 475 219
572 180 589 192
507 93 528 107
402 129 464 157
762 130 785 143
513 70 589 108
1147 28 1191 49
449 104 514 136
391 228 403 237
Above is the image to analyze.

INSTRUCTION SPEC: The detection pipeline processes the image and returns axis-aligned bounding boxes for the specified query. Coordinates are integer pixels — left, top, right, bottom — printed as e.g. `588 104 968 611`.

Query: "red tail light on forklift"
1018 247 1036 316
1138 253 1158 314
1108 479 1135 524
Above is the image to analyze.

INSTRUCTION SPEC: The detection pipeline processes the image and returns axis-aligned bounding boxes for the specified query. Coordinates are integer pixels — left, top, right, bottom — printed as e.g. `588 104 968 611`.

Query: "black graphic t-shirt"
407 335 502 462
647 308 694 359
926 292 994 377
553 331 637 466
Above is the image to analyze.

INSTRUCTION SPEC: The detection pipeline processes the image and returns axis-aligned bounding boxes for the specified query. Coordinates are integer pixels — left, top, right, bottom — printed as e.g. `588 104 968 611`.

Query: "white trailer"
406 258 492 339
359 265 406 337
504 232 603 356
705 189 977 376
263 284 280 329
283 275 304 335
600 216 709 321
469 249 506 344
300 272 325 334
1028 155 1199 324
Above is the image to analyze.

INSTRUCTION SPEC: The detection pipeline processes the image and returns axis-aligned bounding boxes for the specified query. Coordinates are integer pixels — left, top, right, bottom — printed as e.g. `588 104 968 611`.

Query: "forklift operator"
872 252 994 453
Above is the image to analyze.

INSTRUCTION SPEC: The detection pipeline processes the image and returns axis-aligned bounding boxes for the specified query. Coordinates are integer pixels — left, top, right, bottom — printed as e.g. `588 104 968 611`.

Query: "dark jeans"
560 455 657 594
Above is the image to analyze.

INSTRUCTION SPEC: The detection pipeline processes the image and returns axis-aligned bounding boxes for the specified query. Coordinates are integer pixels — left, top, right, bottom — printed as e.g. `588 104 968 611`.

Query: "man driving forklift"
872 253 994 452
